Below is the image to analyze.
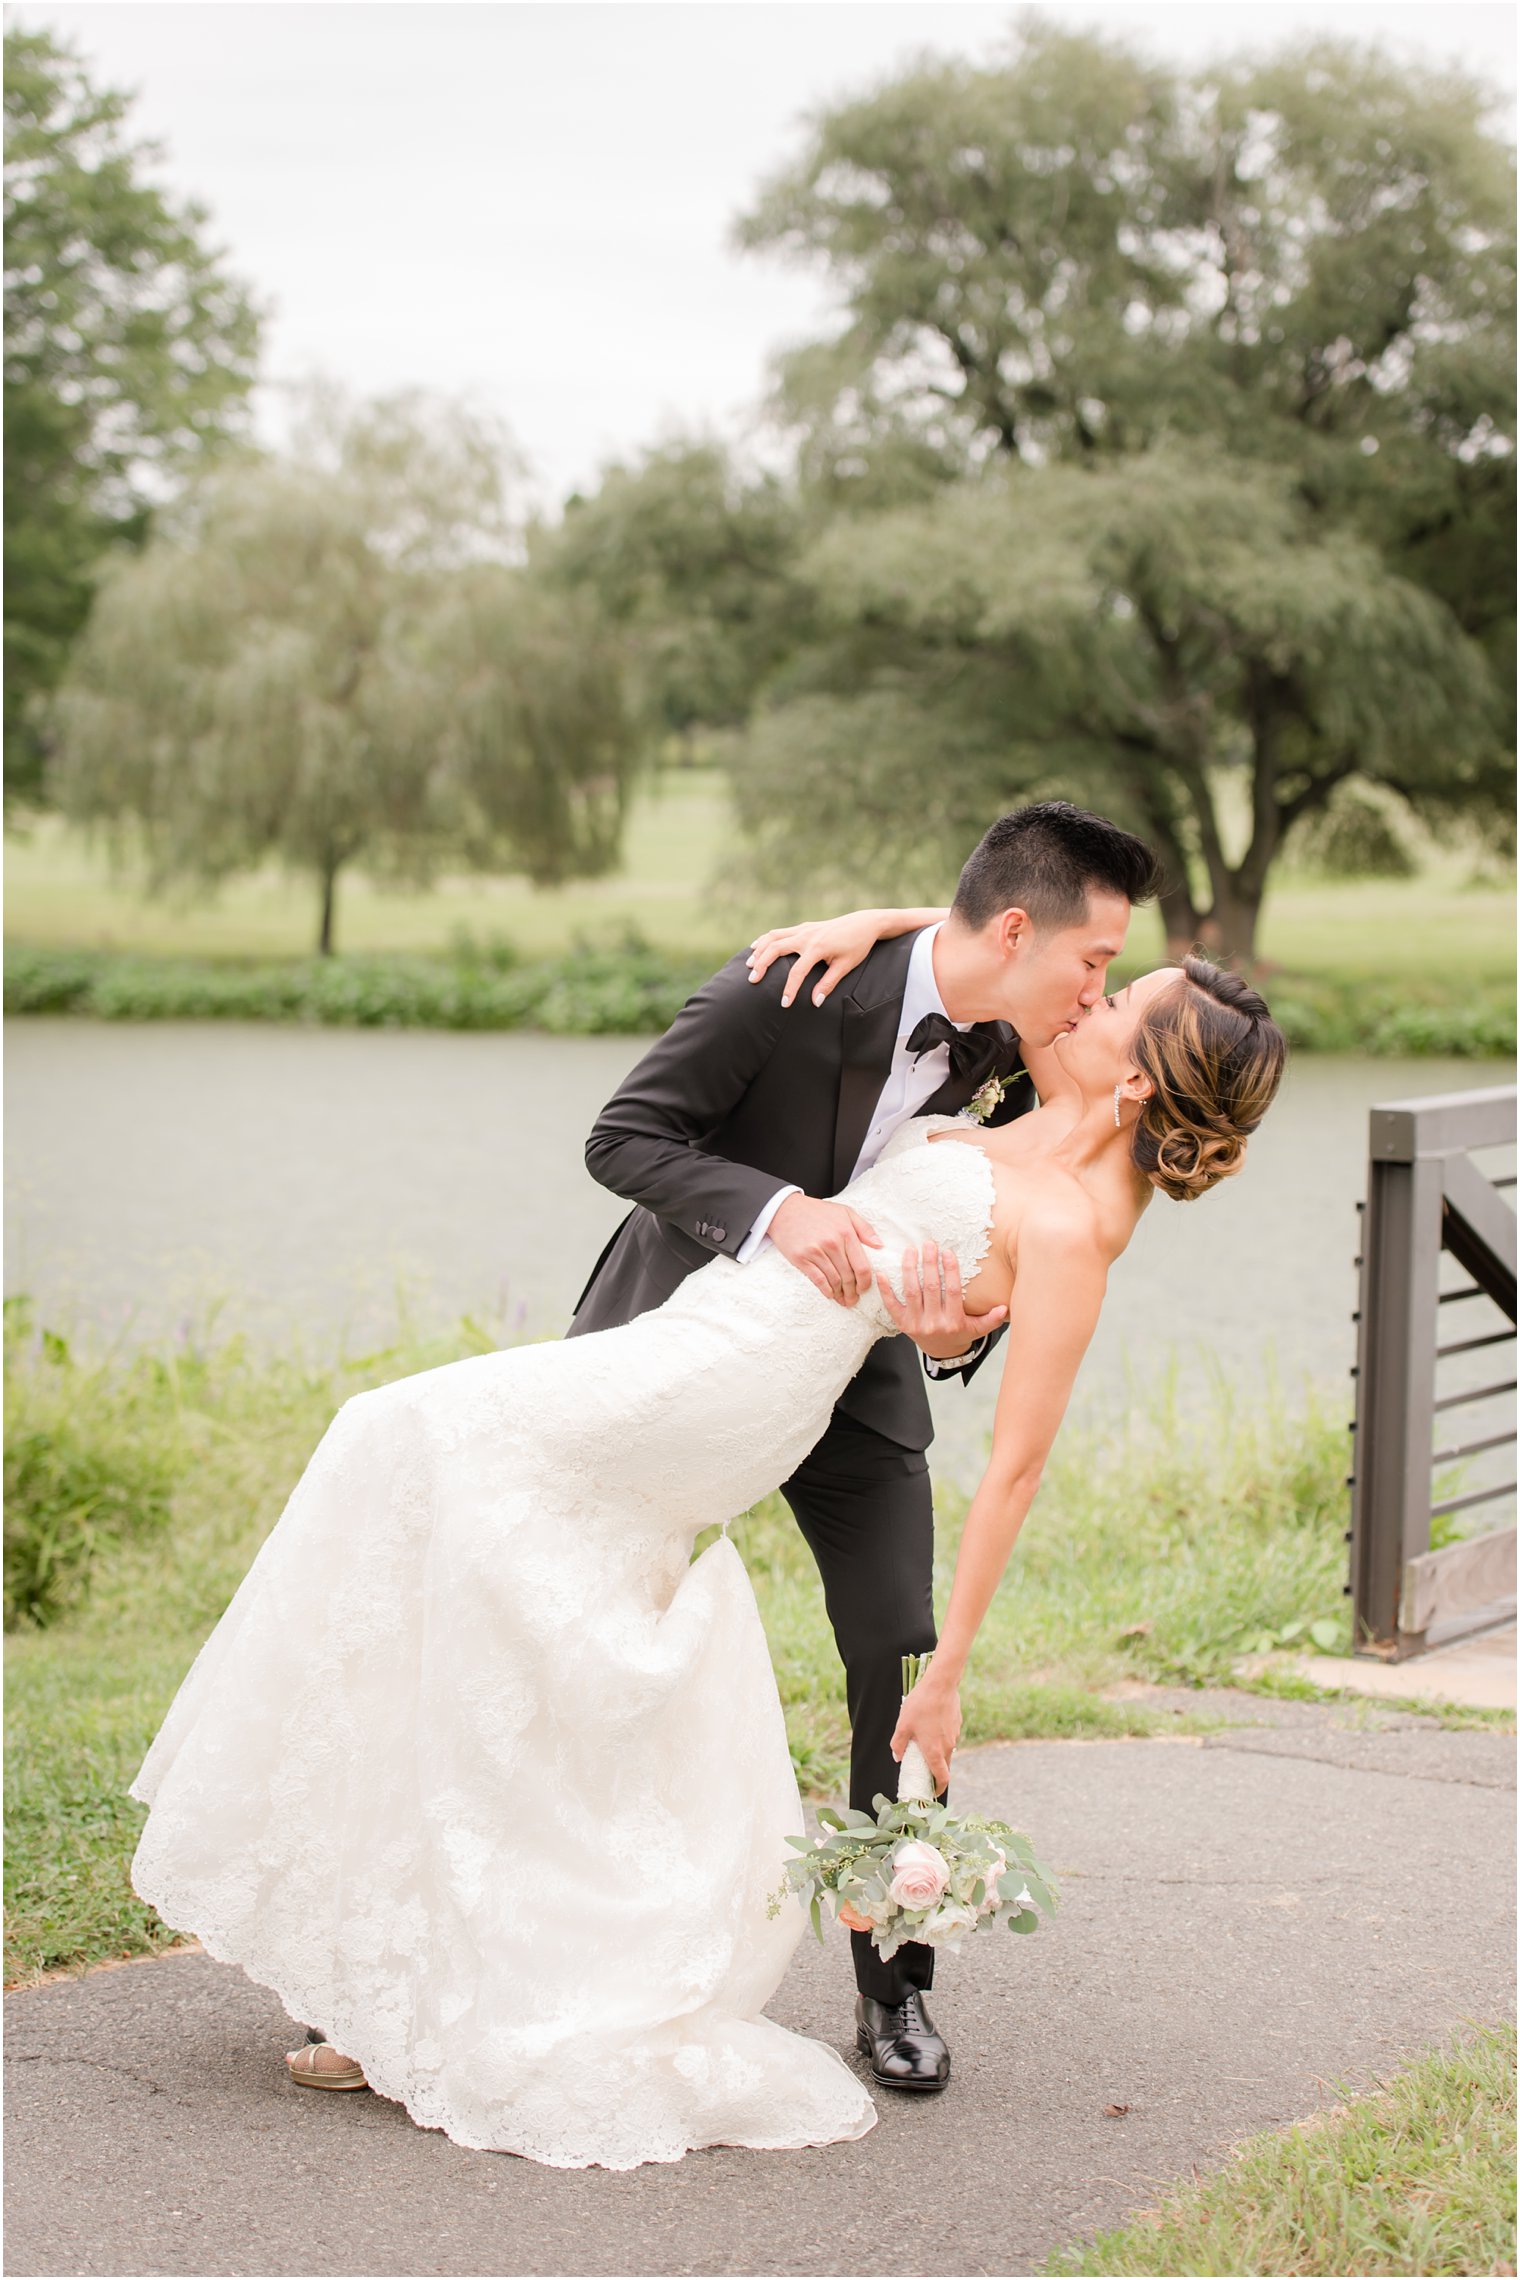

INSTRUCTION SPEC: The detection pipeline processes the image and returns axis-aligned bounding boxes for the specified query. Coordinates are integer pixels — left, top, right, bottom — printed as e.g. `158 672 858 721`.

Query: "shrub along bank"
3 938 713 1038
4 939 1514 1054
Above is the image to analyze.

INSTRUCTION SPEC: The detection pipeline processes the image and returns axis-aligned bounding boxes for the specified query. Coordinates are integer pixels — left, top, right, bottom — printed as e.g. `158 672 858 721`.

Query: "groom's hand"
876 1240 1008 1361
769 1194 883 1306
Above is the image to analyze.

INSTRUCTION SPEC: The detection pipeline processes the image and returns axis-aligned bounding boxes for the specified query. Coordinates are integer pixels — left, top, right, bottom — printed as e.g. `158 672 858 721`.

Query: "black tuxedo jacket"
567 932 1031 1451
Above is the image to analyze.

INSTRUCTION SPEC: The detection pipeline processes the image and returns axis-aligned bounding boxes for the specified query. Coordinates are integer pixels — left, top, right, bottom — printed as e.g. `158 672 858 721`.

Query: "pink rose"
888 1839 951 1911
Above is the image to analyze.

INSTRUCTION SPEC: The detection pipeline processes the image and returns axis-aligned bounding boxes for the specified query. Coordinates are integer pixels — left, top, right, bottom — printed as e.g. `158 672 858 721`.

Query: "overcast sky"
11 1 1517 512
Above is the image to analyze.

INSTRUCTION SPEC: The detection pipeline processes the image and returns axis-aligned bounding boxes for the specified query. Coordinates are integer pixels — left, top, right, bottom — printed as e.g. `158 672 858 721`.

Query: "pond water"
5 1019 1513 1489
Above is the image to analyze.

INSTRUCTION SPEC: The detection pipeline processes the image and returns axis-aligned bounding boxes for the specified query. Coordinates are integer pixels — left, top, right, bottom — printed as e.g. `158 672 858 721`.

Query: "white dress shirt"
736 923 968 1258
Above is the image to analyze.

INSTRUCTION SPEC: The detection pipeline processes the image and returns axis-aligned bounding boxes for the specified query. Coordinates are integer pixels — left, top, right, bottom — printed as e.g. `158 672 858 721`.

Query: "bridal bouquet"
771 1658 1058 1961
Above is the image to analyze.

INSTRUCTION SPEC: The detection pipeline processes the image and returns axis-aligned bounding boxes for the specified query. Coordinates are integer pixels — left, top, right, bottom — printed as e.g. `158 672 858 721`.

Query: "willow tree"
731 443 1498 960
421 565 638 888
47 387 640 951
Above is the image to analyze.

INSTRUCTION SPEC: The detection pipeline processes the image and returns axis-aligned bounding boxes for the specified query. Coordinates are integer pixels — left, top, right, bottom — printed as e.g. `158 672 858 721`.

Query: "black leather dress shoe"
855 1989 951 2091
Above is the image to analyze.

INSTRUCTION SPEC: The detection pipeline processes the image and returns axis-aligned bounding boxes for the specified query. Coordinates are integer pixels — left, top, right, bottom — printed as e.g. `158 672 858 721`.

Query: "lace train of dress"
129 1118 996 2168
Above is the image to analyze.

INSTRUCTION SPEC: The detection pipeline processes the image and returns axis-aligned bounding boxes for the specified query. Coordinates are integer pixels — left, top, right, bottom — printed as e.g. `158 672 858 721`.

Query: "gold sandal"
284 2040 369 2092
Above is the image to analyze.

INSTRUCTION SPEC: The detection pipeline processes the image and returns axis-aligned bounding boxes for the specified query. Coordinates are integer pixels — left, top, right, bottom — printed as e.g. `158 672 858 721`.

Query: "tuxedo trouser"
778 1410 941 2009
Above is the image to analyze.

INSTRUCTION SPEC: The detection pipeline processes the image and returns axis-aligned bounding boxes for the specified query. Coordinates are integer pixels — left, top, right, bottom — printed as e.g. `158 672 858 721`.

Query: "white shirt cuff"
735 1184 801 1264
924 1335 988 1378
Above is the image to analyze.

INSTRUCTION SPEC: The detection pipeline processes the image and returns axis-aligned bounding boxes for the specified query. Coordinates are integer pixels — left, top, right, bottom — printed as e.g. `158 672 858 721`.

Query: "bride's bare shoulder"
982 1155 1094 1245
997 1157 1141 1283
1015 1162 1102 1235
937 1123 1133 1268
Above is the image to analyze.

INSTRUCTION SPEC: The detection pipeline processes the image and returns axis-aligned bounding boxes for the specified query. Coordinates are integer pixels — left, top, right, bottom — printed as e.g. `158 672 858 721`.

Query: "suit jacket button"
711 1226 726 1244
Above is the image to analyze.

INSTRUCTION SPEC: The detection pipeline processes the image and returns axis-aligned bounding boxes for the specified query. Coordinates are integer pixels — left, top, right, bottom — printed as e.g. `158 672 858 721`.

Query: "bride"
128 905 1285 2171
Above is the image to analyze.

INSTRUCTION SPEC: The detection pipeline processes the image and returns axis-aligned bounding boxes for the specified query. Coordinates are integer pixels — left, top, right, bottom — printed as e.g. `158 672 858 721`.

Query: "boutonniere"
964 1070 1027 1124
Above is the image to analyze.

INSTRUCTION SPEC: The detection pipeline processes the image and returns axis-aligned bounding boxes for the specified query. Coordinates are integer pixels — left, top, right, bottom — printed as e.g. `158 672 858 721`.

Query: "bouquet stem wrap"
896 1651 938 1805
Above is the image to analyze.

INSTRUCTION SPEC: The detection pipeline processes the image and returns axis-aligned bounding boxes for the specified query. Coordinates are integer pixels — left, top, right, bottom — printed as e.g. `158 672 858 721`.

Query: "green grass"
5 1631 207 1979
6 784 1514 987
1224 1661 1517 1733
3 1303 1393 1984
2 779 741 962
1251 870 1514 989
1046 2020 1518 2277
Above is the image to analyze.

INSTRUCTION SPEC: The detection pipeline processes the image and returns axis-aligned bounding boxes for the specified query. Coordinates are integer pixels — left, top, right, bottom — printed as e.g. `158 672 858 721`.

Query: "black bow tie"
906 1012 1005 1090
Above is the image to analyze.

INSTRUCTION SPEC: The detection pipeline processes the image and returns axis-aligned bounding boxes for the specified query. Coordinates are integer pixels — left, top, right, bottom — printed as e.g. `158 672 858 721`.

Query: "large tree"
536 439 807 759
47 388 640 951
731 444 1498 960
4 25 263 804
729 17 1514 947
735 19 1514 522
734 17 1191 484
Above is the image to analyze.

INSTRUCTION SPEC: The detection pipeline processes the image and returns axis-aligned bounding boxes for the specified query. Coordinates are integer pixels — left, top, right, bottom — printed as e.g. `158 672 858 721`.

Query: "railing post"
1349 1086 1517 1660
1350 1148 1444 1654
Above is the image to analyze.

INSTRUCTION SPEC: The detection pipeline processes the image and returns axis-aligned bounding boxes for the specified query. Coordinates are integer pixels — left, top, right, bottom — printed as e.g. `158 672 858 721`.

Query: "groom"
569 801 1158 2092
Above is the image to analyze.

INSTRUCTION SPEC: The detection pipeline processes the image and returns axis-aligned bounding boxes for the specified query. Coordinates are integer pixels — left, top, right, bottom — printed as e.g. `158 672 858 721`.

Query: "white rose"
920 1899 980 1948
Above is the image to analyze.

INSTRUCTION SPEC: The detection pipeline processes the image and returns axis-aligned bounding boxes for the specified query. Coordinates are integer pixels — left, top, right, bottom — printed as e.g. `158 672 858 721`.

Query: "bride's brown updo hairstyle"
1129 958 1287 1203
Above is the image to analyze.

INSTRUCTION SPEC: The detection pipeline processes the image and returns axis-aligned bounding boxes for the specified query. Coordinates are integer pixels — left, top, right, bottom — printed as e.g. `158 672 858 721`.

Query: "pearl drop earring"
1113 1085 1123 1128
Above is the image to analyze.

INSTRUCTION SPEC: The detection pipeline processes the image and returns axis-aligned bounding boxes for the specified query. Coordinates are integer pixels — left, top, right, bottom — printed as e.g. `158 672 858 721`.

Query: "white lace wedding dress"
129 1117 995 2169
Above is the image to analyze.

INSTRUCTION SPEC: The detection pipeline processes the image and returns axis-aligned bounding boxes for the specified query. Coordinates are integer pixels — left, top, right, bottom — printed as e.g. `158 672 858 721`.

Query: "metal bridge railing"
1348 1085 1517 1660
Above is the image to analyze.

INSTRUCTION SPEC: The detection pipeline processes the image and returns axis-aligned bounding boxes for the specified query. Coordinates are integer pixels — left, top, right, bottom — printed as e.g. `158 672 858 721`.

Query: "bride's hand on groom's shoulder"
893 1669 962 1795
746 911 885 1008
876 1240 1009 1362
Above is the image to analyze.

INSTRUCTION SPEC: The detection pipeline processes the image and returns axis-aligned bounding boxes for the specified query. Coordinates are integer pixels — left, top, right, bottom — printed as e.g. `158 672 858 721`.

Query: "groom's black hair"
952 801 1160 932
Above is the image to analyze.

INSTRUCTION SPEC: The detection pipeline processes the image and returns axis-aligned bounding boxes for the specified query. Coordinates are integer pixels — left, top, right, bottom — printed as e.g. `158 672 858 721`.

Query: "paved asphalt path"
6 1692 1514 2279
